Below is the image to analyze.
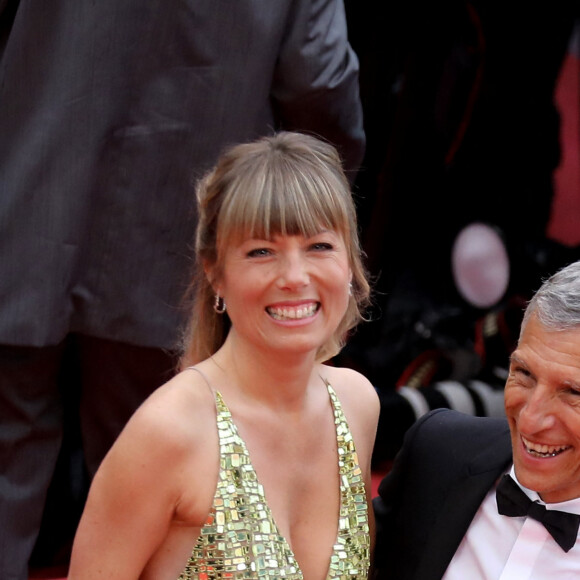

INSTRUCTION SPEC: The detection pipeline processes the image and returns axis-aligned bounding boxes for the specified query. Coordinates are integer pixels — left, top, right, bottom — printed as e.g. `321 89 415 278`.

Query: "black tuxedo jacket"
373 408 512 580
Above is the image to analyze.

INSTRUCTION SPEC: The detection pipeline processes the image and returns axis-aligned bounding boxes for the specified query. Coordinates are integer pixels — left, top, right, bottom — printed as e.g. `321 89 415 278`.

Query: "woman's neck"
210 331 321 410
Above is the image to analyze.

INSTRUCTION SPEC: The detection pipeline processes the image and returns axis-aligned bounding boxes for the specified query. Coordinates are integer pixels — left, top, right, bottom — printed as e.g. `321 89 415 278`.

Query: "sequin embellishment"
177 381 370 579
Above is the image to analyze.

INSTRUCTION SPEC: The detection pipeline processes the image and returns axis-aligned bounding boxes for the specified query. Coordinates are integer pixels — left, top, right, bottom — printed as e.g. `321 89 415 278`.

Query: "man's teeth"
522 436 569 458
267 303 318 320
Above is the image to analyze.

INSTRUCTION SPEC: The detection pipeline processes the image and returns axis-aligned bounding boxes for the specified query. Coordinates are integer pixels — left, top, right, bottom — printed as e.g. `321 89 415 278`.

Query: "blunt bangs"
182 131 371 366
216 145 352 251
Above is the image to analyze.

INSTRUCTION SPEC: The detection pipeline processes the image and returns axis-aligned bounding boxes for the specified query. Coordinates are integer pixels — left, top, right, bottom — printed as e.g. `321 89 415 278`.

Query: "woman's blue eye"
311 242 333 251
247 248 271 257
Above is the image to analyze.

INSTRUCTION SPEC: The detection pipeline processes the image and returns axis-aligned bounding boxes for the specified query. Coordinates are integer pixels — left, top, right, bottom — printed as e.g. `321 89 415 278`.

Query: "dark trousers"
0 334 177 580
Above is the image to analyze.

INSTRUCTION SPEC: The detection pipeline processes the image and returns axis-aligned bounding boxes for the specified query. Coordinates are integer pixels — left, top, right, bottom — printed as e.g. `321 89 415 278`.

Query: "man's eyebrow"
562 379 580 391
509 353 526 367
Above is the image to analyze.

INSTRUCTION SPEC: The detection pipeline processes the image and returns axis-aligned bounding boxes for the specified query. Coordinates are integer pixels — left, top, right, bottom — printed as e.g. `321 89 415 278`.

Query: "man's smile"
522 436 571 458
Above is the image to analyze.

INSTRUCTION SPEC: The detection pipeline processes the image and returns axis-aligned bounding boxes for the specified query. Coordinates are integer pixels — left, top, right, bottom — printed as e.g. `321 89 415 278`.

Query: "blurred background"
14 3 580 577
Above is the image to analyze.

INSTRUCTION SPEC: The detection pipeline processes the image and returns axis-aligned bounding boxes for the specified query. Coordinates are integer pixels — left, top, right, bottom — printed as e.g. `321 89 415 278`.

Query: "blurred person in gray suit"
0 2 364 578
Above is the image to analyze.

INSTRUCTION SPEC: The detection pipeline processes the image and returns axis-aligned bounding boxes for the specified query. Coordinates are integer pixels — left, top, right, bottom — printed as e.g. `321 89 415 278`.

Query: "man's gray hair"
521 259 580 334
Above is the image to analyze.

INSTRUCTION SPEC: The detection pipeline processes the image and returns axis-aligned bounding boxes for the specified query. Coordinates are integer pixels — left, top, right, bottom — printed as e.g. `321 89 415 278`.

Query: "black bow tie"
496 473 580 552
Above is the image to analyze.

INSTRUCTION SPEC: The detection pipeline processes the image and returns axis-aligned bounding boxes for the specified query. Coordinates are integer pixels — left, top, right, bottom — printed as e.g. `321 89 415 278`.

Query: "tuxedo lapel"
413 427 512 580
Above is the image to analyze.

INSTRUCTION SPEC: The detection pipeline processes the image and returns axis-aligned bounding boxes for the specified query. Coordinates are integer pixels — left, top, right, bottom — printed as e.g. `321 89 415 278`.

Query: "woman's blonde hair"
180 131 370 368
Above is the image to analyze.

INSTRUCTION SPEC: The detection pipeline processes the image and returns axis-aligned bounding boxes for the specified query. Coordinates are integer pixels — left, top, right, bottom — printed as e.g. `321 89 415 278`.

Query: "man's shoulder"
416 407 508 432
406 408 510 455
377 408 511 505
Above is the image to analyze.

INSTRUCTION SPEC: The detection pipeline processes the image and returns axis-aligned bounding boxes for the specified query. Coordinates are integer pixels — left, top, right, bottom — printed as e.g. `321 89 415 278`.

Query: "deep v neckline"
178 369 370 579
214 383 339 579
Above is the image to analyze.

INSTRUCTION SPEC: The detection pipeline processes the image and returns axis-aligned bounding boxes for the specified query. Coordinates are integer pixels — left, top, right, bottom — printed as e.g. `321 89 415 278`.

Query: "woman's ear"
203 260 221 295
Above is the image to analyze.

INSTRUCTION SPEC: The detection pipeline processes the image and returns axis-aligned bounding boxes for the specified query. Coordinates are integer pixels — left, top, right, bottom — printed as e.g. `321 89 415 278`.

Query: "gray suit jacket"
373 408 512 580
0 0 364 349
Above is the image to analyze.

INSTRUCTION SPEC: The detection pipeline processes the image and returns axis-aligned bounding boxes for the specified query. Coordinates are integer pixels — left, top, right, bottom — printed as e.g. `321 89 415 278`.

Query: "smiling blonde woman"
68 132 379 580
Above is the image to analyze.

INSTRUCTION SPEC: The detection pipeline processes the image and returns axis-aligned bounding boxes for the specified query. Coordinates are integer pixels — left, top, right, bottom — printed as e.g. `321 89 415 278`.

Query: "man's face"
505 313 580 503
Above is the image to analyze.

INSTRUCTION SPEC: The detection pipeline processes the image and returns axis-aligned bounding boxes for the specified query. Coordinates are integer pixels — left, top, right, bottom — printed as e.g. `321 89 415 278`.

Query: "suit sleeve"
271 0 365 177
372 409 511 579
372 409 450 578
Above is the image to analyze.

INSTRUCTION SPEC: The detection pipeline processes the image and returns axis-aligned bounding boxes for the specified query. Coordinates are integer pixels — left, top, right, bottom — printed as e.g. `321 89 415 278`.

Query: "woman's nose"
277 253 309 289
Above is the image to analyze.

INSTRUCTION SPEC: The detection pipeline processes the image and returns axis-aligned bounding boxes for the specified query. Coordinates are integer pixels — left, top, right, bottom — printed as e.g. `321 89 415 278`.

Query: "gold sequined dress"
177 380 370 579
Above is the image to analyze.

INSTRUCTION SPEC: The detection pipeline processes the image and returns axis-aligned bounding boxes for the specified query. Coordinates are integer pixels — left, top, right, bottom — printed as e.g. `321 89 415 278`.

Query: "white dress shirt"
442 466 580 579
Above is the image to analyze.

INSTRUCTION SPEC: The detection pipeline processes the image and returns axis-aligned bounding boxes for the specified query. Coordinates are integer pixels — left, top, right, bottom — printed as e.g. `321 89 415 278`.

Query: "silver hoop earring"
348 282 353 296
214 294 226 314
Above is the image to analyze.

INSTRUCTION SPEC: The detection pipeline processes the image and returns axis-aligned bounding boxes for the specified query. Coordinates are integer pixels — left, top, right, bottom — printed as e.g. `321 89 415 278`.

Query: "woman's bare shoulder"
108 367 217 463
320 364 380 442
69 368 220 578
322 364 378 407
140 367 214 413
88 366 220 516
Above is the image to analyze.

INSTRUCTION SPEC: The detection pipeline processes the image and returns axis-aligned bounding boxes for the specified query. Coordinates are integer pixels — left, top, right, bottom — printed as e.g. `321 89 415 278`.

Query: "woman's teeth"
522 436 570 458
267 303 318 321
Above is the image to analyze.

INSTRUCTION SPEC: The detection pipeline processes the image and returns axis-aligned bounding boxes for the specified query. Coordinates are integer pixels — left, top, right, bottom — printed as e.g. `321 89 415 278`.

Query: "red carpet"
29 567 67 580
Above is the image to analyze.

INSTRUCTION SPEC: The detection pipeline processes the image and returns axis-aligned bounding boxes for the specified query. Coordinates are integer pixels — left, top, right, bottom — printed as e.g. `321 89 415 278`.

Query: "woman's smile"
217 232 351 357
266 301 320 322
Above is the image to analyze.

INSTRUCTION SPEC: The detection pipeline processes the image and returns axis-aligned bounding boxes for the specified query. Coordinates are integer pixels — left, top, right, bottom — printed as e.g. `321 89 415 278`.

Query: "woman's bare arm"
68 375 214 579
